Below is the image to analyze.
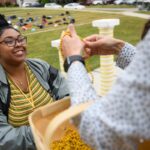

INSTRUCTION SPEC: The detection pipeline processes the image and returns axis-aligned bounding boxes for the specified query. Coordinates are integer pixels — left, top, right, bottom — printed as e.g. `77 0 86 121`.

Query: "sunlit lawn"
0 7 147 69
137 11 150 14
87 4 136 8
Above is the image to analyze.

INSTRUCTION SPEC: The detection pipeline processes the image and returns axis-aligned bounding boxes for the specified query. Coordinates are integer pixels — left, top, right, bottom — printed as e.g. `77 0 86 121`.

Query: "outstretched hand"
83 35 125 59
61 24 85 59
61 25 125 60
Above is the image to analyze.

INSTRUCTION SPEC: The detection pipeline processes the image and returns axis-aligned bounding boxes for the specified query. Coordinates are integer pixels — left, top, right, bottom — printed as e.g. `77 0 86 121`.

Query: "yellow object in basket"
50 128 92 150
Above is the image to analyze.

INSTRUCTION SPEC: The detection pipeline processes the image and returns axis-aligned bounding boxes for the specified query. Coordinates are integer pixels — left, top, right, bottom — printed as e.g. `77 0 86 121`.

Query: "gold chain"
7 65 35 109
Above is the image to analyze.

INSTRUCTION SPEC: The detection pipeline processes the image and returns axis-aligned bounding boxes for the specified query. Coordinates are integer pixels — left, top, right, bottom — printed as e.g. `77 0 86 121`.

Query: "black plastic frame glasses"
0 36 27 47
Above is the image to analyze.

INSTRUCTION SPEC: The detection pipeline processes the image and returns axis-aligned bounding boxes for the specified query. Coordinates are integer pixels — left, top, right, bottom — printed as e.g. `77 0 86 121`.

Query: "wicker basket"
29 97 150 150
139 141 150 150
29 97 93 150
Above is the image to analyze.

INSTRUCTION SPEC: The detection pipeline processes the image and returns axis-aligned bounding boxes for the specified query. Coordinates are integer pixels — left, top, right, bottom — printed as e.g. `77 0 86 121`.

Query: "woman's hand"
83 35 125 59
62 24 85 59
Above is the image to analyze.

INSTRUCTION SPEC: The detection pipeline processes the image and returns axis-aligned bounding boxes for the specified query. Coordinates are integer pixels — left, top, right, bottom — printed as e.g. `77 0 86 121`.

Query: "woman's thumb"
84 40 96 49
68 24 77 37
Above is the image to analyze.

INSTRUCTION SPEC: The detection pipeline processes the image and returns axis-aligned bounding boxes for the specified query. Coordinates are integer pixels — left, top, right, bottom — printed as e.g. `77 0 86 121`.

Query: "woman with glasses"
0 14 68 150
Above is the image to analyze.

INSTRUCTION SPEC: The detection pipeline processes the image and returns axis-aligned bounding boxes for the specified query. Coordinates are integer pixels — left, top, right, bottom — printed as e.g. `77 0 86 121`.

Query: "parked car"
114 0 125 4
80 1 92 5
44 3 62 9
64 3 85 9
22 2 32 7
22 2 43 7
125 0 137 5
31 2 44 7
106 0 115 4
92 0 104 5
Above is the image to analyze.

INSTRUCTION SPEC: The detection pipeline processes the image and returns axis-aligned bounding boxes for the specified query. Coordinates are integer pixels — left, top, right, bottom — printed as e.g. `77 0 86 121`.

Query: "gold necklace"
7 66 35 109
13 78 24 88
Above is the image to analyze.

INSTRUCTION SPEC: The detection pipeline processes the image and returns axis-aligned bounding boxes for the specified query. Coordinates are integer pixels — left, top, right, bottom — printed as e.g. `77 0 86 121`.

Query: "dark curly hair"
0 14 19 36
141 19 150 40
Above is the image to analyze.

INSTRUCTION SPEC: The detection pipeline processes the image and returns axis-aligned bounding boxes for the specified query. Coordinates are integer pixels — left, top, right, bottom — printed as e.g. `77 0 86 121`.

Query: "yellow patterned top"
8 64 54 127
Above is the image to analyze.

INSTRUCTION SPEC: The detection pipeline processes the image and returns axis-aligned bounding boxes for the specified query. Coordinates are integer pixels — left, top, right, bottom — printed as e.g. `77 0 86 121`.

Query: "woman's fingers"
84 34 101 42
84 40 100 50
83 48 91 59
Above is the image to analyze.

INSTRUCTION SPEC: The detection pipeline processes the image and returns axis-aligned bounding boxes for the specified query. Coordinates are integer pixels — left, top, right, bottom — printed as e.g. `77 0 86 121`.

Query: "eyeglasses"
0 36 27 47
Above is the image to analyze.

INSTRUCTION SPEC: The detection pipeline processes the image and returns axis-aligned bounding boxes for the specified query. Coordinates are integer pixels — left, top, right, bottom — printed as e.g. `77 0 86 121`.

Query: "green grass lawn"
137 11 150 14
87 4 136 8
0 7 147 70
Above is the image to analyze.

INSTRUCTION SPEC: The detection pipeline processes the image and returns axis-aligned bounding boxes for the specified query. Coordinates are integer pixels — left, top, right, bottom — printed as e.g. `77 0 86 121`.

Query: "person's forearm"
67 61 99 105
112 39 125 55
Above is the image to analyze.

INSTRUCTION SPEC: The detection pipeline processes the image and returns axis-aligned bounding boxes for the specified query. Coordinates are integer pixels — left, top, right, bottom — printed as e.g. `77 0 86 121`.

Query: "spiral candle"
92 19 120 96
